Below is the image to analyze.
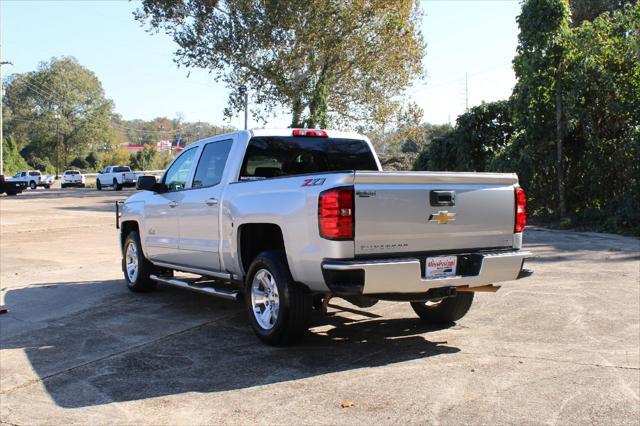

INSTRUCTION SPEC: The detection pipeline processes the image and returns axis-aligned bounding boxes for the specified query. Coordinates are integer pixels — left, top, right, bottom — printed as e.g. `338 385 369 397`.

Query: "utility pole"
1 48 14 176
465 72 469 110
239 85 248 130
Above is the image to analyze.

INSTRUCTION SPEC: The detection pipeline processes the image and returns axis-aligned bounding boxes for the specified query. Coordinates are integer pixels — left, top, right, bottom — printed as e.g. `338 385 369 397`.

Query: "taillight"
293 129 328 137
515 187 526 233
318 187 354 240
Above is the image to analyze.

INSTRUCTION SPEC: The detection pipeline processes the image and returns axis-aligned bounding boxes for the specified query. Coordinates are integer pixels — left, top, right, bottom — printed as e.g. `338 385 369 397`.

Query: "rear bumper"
322 249 532 296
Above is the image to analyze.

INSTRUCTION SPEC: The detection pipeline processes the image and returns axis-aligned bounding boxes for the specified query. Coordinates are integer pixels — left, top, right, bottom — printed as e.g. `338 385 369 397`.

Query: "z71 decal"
301 178 326 187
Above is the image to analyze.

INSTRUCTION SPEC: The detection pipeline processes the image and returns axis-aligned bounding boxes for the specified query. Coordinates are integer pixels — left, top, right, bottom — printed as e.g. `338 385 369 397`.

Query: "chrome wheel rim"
125 242 139 283
251 269 280 330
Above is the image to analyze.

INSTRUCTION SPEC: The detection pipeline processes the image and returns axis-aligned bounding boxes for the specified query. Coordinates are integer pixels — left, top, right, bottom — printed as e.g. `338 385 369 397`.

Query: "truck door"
143 147 198 264
175 138 233 271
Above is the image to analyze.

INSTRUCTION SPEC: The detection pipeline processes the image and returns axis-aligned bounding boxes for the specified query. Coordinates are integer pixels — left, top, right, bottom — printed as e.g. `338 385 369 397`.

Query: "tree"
513 0 571 217
136 0 425 127
3 57 116 175
414 101 514 172
569 0 630 26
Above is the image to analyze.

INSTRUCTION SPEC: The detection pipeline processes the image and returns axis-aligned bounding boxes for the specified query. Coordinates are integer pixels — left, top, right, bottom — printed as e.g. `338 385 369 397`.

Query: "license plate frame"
425 255 458 279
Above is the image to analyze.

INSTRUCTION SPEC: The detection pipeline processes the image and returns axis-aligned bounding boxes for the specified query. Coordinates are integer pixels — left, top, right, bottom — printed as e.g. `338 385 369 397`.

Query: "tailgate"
353 171 517 255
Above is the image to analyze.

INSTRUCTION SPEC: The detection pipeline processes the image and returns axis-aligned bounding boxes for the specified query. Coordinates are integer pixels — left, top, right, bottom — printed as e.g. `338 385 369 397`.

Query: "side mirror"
137 175 158 191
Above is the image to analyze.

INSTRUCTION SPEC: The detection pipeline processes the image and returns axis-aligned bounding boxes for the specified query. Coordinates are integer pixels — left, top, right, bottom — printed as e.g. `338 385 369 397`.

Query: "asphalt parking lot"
1 188 639 425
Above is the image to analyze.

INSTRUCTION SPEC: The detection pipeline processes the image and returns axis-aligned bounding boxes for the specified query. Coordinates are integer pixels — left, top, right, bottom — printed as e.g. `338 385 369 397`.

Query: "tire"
123 230 157 292
113 178 122 191
410 292 475 324
244 251 312 345
81 184 85 188
61 183 67 188
6 191 18 196
29 181 36 190
96 179 102 190
44 185 50 189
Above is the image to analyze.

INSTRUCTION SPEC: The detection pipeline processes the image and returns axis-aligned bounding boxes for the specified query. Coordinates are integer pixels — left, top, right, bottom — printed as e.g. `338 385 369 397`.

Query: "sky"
1 0 522 129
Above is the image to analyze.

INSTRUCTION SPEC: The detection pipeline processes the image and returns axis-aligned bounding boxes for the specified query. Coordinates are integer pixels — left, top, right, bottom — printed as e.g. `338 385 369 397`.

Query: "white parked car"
96 166 143 191
61 170 86 188
9 170 55 190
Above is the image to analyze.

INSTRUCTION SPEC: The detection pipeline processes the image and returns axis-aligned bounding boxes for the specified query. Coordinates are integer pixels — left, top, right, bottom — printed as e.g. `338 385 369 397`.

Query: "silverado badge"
429 211 456 224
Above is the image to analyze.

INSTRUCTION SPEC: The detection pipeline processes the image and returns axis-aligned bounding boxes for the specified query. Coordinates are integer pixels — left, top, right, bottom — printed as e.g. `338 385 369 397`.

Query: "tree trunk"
555 69 567 218
306 72 329 129
290 97 304 128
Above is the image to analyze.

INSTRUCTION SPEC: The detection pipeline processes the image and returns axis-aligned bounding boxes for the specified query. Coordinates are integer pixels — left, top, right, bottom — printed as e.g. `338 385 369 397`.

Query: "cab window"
192 140 232 188
163 148 197 192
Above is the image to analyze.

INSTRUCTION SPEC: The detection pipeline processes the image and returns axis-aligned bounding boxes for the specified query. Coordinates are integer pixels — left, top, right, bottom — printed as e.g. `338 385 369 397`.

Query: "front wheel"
410 292 475 324
123 230 157 292
244 251 312 345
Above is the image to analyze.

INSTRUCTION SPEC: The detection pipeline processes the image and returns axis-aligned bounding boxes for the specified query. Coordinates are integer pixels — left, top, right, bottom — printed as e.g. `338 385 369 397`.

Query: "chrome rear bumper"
322 250 532 295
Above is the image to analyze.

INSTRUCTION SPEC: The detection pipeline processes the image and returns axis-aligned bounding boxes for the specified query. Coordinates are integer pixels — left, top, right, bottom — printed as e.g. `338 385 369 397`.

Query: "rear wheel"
61 183 67 188
44 185 50 189
29 181 36 190
123 230 157 292
113 178 122 191
96 179 102 190
410 293 474 324
244 251 312 345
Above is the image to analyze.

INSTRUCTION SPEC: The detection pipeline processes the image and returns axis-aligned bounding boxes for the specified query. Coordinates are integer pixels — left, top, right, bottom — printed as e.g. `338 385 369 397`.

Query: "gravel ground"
1 188 638 425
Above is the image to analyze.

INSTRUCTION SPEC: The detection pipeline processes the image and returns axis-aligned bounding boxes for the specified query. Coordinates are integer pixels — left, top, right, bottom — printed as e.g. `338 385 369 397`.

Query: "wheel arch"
237 223 288 278
120 220 141 252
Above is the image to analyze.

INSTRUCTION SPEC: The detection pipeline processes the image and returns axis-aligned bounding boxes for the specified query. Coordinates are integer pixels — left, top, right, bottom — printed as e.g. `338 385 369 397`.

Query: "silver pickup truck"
118 128 531 345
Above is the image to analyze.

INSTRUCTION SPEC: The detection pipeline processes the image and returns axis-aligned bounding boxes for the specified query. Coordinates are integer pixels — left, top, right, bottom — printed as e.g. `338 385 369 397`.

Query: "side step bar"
150 274 239 301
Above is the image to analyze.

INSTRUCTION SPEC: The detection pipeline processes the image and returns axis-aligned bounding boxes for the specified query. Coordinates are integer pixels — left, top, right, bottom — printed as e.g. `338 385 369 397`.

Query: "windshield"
113 166 131 173
240 136 378 179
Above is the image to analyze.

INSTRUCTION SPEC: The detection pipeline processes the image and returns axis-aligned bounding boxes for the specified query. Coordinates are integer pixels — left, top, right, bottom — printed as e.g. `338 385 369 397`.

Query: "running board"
150 274 239 301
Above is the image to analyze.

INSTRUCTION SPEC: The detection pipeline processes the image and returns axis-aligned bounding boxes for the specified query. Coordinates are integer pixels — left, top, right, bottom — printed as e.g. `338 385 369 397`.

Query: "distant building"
156 140 172 152
126 144 145 153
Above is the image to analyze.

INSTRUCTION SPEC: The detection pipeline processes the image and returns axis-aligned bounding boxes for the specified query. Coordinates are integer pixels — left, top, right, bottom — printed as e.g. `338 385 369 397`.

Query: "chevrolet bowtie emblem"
429 211 456 224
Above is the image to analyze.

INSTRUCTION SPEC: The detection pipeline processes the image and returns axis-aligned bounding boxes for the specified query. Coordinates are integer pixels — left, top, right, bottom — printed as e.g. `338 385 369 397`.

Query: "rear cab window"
113 166 131 173
240 136 378 180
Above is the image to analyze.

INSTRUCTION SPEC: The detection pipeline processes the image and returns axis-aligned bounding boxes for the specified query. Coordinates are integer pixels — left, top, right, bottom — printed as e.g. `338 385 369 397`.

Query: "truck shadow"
0 279 459 408
0 187 135 201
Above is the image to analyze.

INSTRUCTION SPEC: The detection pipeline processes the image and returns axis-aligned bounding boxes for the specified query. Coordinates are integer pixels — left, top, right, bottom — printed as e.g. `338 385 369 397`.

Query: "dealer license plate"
425 256 457 279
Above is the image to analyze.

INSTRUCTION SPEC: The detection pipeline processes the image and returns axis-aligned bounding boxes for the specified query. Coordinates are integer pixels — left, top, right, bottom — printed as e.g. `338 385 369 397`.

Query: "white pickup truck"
118 129 532 345
9 170 55 190
96 166 143 191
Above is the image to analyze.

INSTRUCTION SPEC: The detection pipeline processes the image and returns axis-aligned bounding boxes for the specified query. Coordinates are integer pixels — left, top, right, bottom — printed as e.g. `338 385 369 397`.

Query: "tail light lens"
318 187 354 240
515 187 526 233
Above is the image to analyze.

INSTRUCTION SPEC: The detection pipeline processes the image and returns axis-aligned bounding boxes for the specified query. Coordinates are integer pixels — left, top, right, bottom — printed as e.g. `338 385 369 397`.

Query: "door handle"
205 198 219 206
168 201 178 208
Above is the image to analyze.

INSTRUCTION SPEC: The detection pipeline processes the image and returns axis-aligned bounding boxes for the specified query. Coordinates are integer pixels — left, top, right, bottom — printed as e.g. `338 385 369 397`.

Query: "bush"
2 136 30 175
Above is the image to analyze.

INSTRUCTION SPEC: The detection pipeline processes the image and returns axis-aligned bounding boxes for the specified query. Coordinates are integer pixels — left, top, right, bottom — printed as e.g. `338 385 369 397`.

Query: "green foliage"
136 0 425 127
415 101 514 172
69 156 89 170
2 136 30 175
415 1 640 235
130 146 173 171
3 57 116 173
569 0 631 26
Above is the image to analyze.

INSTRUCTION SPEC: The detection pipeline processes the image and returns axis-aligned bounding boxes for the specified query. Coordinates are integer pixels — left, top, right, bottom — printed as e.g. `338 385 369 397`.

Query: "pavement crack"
462 351 639 371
